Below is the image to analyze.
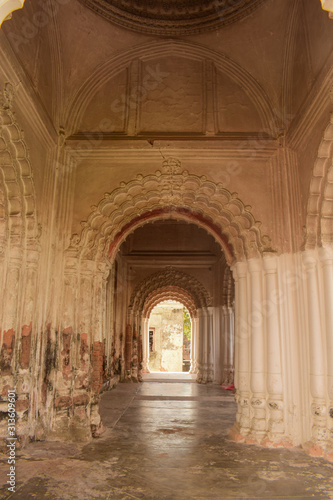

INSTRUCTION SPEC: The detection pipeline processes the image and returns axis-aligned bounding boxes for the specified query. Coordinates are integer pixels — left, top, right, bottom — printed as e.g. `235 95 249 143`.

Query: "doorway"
148 300 191 373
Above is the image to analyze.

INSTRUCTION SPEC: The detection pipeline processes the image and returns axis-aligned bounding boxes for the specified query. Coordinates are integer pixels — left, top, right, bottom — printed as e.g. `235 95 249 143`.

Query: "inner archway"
148 300 191 373
110 219 235 385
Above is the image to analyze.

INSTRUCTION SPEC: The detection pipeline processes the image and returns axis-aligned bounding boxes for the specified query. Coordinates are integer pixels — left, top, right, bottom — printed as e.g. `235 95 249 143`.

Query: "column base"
230 424 293 449
303 440 333 462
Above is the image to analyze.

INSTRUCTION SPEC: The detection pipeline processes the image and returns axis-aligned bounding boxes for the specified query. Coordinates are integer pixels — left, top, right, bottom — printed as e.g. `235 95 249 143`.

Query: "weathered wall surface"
0 0 332 464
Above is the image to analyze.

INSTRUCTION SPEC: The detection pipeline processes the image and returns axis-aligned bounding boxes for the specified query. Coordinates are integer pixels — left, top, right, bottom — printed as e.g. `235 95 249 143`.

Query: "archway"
59 165 274 442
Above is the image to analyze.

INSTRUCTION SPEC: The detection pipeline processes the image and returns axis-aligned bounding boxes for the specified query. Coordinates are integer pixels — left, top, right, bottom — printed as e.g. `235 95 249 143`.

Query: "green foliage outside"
183 308 191 340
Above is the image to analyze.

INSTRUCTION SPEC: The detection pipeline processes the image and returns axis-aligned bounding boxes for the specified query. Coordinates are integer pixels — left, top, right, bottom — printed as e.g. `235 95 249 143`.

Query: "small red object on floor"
222 382 234 390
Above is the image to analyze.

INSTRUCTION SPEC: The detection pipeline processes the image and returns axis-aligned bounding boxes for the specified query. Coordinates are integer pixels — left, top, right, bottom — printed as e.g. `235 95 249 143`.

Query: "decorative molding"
78 0 266 35
67 167 273 265
305 113 333 249
142 285 198 319
0 82 38 248
0 0 24 27
129 268 212 316
320 0 333 18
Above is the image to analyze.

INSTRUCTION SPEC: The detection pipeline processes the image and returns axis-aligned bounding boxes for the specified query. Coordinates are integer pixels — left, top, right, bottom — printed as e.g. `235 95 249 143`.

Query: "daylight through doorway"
148 300 191 373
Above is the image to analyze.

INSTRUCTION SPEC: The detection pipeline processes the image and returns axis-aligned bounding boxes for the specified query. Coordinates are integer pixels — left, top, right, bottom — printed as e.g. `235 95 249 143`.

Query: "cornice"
0 31 57 148
78 0 267 36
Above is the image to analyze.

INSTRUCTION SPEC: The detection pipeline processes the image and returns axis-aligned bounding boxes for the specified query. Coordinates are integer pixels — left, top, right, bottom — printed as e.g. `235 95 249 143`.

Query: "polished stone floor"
1 373 333 499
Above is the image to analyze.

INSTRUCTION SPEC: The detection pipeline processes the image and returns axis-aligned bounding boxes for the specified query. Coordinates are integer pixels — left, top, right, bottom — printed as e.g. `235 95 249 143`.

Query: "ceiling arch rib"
65 39 276 136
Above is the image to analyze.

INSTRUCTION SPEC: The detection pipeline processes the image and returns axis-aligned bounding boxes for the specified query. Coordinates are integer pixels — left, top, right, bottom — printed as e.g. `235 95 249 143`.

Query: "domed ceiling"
79 0 266 35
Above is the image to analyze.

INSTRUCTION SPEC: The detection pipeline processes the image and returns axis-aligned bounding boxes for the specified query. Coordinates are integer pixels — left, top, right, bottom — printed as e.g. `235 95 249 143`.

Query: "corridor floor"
1 374 333 500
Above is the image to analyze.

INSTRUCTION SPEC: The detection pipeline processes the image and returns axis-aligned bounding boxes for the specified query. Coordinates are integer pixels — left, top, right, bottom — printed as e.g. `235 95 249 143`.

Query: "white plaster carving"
68 169 272 265
0 0 24 27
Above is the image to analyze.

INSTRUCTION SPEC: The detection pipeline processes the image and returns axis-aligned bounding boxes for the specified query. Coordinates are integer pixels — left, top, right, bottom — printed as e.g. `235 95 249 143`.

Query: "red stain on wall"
91 341 104 394
20 322 32 369
125 324 132 372
0 329 15 374
80 333 89 371
62 329 72 380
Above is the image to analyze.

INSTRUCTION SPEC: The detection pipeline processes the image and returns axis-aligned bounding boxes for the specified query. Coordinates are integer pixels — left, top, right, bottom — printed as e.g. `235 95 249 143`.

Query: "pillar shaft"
248 258 266 439
263 255 284 439
233 262 250 435
303 250 327 444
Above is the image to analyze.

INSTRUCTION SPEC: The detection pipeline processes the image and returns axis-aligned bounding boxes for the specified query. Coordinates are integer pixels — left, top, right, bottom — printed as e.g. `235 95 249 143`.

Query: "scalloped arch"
0 0 25 26
143 286 197 319
65 39 276 135
68 169 271 265
129 268 212 318
305 113 333 249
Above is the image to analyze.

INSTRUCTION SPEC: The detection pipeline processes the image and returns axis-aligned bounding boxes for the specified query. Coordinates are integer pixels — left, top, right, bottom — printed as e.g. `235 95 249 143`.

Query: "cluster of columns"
302 247 333 457
232 255 285 446
231 248 333 457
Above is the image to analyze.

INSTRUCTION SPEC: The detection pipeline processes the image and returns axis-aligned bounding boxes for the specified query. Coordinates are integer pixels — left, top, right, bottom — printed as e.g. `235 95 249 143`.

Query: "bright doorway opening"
148 300 191 373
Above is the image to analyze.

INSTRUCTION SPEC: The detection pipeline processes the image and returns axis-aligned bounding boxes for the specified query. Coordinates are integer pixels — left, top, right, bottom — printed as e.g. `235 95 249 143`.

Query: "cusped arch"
65 39 276 135
305 112 333 249
68 168 272 265
0 83 38 250
143 286 198 319
129 267 212 318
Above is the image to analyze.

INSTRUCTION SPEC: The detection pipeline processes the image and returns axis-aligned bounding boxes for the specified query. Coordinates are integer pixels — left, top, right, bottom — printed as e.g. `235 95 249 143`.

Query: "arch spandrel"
68 166 273 265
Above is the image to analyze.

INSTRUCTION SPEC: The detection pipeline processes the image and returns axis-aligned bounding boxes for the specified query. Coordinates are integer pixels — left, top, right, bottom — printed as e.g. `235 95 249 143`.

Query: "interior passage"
2 376 333 500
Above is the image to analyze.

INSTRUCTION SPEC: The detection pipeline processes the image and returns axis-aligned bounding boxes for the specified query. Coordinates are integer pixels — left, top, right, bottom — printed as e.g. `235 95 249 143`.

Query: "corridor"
1 376 333 500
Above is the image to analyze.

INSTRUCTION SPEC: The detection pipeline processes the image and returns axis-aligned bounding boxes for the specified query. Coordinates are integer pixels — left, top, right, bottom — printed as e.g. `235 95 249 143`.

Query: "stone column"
319 247 333 444
233 262 251 437
227 305 235 384
213 306 222 384
196 308 205 383
303 250 327 447
189 316 198 374
141 317 150 373
248 258 266 442
263 254 284 443
221 305 228 385
207 307 214 382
